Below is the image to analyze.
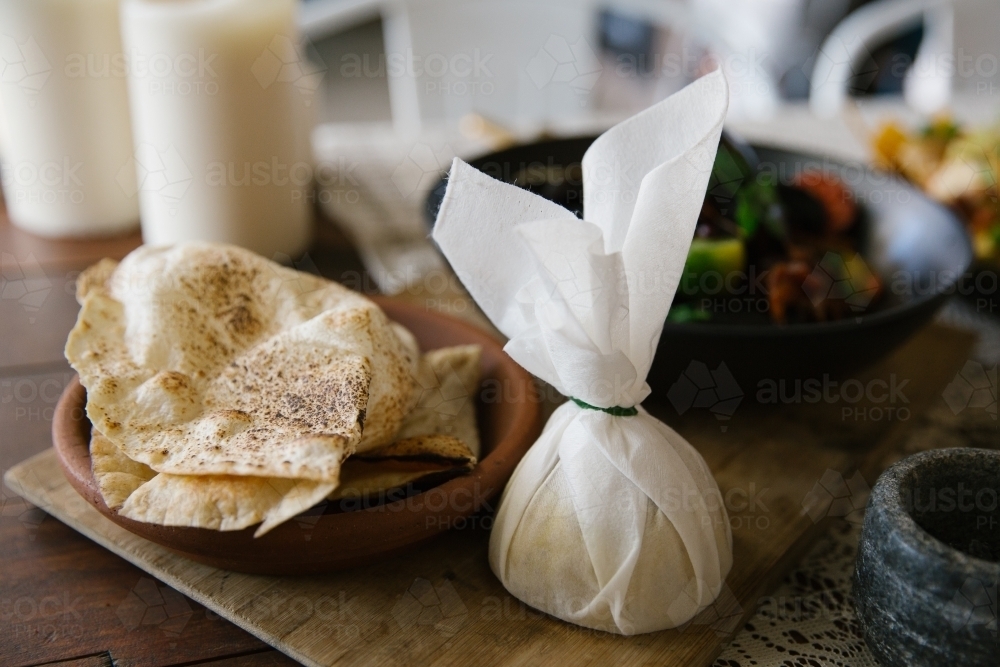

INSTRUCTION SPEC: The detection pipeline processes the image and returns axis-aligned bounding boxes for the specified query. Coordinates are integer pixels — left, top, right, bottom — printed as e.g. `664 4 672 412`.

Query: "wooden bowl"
52 298 541 574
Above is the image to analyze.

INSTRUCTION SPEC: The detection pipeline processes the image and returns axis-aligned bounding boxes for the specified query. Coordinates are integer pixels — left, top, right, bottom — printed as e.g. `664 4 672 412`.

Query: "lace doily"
713 520 878 667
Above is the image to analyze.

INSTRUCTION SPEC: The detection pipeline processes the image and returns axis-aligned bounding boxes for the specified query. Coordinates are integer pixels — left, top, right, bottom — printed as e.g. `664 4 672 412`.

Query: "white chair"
301 0 691 136
810 0 955 118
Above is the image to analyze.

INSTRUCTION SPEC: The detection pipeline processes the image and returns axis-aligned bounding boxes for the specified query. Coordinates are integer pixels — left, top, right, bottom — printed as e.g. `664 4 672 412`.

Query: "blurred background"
303 0 999 133
1 0 997 299
284 0 999 296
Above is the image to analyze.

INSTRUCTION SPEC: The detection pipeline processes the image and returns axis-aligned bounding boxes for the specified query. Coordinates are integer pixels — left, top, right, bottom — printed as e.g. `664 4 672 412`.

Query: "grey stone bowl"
855 448 999 667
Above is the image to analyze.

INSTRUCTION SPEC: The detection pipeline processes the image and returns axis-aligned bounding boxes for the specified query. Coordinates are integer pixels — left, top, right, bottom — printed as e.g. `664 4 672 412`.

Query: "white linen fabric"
432 70 733 635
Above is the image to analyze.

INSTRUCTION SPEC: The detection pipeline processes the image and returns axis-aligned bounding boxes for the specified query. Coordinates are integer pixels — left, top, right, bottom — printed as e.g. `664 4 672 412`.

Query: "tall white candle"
120 0 313 258
0 0 139 237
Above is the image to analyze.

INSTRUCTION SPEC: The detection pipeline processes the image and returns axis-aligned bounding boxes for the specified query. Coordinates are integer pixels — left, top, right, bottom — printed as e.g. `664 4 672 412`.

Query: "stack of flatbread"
66 243 481 536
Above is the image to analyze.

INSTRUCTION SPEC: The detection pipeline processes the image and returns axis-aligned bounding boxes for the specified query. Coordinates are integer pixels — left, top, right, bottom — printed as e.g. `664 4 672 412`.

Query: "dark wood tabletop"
0 211 367 667
4 206 996 667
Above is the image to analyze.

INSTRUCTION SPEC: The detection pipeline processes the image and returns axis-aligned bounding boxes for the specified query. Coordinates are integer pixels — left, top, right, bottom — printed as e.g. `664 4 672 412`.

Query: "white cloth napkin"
311 122 490 294
431 70 733 634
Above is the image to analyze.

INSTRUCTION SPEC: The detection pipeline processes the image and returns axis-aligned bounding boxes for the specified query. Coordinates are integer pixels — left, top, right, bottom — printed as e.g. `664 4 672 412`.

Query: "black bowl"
854 448 999 667
425 137 973 391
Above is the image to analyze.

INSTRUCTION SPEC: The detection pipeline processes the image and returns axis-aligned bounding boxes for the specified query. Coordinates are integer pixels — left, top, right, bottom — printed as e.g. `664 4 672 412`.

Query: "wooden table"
1 212 365 667
0 210 988 667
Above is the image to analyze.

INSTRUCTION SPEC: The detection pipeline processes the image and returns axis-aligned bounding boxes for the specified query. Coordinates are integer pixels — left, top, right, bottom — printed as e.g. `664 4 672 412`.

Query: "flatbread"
356 433 477 462
91 428 333 536
74 244 479 536
330 434 476 503
118 470 335 538
397 345 481 456
86 341 481 536
91 430 156 510
66 243 418 481
94 430 474 535
88 342 483 534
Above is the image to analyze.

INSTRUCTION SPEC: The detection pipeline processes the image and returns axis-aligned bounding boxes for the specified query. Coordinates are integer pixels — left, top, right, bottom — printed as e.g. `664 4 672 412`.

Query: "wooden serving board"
5 324 973 667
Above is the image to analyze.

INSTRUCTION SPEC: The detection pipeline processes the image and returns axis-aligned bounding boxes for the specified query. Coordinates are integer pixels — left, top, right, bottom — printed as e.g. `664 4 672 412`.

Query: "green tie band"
569 397 638 417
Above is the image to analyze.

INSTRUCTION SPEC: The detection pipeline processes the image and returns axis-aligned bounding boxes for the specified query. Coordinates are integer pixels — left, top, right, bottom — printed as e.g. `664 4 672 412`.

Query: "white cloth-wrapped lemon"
433 71 733 634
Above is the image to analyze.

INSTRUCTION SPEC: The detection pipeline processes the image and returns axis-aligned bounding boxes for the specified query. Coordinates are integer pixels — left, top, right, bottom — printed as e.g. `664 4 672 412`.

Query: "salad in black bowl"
673 139 882 326
426 135 972 391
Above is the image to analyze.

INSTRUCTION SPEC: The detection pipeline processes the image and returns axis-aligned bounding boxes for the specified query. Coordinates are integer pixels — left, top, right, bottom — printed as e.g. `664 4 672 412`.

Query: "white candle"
0 0 139 237
120 0 313 258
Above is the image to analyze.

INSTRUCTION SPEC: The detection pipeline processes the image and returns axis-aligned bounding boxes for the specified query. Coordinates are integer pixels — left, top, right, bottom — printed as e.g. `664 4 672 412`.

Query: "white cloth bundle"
431 71 732 635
